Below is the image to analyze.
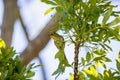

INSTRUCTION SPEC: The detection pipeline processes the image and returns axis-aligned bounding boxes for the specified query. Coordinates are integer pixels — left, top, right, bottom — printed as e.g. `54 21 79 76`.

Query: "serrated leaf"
44 7 54 16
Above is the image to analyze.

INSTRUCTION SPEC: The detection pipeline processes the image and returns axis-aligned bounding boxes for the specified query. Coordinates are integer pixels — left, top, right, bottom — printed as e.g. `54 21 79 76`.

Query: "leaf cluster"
0 46 36 80
81 50 120 80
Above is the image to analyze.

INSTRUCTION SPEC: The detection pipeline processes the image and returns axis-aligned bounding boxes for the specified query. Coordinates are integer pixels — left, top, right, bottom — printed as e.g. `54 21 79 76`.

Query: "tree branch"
1 0 19 48
18 11 30 42
20 13 60 65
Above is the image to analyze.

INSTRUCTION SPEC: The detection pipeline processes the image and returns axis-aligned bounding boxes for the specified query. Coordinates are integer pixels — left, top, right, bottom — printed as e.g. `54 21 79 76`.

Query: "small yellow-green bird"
50 32 65 50
50 32 70 66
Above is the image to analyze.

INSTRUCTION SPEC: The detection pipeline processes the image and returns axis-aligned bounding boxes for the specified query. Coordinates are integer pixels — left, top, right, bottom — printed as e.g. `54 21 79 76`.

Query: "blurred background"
0 0 120 80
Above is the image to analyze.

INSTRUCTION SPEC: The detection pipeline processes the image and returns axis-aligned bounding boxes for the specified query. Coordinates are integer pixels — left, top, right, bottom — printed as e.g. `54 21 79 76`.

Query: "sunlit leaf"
83 69 92 75
83 66 98 78
106 16 120 27
95 61 100 68
44 7 54 16
69 73 74 80
41 0 57 5
90 66 98 78
0 39 6 54
118 51 120 62
0 38 6 48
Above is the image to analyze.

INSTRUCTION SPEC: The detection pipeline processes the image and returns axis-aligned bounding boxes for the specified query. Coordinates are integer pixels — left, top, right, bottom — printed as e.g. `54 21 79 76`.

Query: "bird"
51 32 70 77
50 32 70 66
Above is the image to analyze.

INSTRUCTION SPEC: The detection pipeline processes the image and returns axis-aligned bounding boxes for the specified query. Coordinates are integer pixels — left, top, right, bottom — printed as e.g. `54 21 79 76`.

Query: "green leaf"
41 0 57 5
94 50 106 55
104 43 112 51
44 7 54 16
79 72 86 80
26 71 35 78
106 16 120 27
118 51 120 62
116 60 120 71
52 63 65 79
99 61 106 69
102 57 111 62
24 63 35 73
93 55 111 62
56 7 63 14
86 52 91 62
93 56 103 61
95 61 100 68
102 7 113 26
81 57 85 65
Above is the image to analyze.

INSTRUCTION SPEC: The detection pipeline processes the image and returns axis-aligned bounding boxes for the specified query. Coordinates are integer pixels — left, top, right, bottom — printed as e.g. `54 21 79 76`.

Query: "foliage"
0 38 37 80
41 0 120 80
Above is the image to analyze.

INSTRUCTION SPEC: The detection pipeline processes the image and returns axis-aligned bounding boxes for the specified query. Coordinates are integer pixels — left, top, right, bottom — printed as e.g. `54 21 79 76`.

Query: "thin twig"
18 11 30 42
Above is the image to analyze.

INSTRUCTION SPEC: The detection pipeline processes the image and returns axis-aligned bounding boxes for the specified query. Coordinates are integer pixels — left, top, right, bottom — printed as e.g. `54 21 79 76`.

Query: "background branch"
20 13 60 65
1 0 19 48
